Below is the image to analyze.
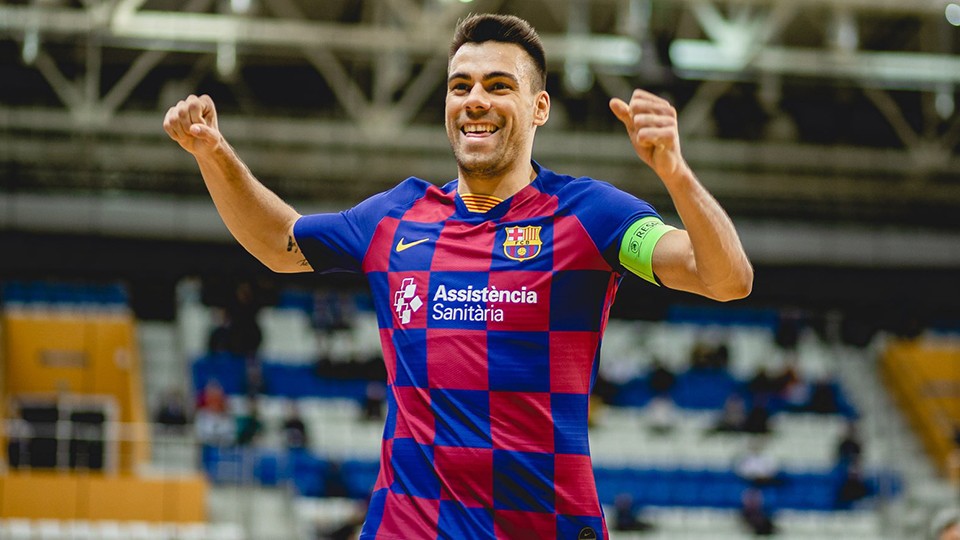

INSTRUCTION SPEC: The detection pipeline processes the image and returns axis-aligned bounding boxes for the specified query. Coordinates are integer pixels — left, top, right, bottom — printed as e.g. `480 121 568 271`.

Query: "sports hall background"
1 0 959 539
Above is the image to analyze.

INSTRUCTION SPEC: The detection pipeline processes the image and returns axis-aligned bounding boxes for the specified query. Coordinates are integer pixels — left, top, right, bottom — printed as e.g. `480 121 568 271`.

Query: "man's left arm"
610 89 753 302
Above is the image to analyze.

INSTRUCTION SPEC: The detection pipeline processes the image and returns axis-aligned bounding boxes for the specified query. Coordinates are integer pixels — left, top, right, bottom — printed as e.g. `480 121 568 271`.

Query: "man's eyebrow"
447 71 520 85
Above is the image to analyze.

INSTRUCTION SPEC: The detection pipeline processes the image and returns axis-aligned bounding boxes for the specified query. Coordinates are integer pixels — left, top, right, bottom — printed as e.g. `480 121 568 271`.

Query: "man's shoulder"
538 166 630 204
385 176 442 200
366 176 452 209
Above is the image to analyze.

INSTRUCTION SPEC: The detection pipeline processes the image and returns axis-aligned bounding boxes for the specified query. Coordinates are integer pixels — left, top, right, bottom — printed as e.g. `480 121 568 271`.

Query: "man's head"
449 14 547 92
446 14 550 183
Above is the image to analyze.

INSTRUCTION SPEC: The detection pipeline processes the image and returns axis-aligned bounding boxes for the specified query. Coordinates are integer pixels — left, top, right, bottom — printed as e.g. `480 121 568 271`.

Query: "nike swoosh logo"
396 237 430 252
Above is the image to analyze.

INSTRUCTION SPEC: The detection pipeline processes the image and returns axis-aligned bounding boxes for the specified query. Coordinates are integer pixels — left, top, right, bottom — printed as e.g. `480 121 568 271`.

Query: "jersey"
294 162 663 540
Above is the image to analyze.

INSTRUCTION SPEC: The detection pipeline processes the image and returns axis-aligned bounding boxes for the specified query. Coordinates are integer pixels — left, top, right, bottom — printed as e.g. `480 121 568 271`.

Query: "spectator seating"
197 397 900 512
172 287 903 537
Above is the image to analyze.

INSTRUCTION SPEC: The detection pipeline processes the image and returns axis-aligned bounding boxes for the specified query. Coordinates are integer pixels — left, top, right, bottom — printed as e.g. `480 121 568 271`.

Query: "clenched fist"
609 89 688 181
163 94 223 156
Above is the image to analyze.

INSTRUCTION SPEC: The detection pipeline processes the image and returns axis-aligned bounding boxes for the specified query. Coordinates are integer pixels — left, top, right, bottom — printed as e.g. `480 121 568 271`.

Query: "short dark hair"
450 13 547 92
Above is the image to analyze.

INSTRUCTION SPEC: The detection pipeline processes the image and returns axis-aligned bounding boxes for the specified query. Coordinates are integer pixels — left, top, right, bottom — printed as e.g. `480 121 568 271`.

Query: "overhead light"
935 86 954 119
217 42 236 78
22 28 39 65
829 11 858 52
564 61 594 94
947 3 960 26
230 0 252 13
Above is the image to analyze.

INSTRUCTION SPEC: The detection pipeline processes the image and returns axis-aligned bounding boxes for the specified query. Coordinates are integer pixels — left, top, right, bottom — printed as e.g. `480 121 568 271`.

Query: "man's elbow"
263 256 310 274
710 266 754 302
254 248 308 274
263 259 290 273
718 280 753 302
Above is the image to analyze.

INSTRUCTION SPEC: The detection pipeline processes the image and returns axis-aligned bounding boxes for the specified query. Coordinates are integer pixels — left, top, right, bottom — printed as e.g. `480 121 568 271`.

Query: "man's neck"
457 162 537 200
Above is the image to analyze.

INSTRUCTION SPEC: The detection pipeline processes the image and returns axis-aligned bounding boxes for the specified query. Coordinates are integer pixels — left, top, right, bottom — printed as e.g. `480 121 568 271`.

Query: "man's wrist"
658 161 696 190
193 138 230 164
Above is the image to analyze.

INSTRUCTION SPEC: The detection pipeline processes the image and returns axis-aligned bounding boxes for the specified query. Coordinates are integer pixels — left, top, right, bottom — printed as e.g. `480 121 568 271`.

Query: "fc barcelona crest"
503 225 543 262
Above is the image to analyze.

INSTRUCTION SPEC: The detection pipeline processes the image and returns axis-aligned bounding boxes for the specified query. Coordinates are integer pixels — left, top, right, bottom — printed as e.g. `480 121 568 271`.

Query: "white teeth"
463 124 497 134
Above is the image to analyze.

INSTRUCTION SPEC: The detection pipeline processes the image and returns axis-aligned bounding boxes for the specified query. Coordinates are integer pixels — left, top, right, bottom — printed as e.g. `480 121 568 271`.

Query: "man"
164 13 752 540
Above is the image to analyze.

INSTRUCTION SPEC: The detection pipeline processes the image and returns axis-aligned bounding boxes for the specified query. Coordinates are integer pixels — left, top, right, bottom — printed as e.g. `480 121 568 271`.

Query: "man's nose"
463 83 490 110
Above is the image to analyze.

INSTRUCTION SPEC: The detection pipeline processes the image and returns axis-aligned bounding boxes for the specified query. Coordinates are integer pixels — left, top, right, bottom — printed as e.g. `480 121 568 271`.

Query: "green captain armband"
619 217 676 285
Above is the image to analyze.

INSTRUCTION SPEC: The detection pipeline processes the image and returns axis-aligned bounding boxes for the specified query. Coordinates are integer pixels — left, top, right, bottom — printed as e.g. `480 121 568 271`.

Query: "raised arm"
163 94 313 273
610 89 753 301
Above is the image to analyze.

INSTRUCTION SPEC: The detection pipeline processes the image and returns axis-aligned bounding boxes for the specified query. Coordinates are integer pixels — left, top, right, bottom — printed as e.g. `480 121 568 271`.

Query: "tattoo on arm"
286 235 300 253
297 258 310 267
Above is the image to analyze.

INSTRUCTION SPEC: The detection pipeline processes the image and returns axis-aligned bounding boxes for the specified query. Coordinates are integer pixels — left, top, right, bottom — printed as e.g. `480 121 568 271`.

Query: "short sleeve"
556 177 661 272
293 178 429 273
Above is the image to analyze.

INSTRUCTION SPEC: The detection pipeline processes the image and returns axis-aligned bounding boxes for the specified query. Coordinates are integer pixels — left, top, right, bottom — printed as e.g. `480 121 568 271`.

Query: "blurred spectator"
690 342 711 370
208 322 231 355
835 460 871 509
775 311 802 349
196 379 227 412
708 394 747 434
154 388 190 432
740 488 776 536
225 281 265 359
313 290 355 332
742 398 771 435
748 367 778 402
735 439 782 487
775 357 810 411
647 358 676 397
836 420 864 465
195 380 234 448
591 371 618 405
929 508 960 540
646 395 677 436
807 375 839 414
235 398 263 447
713 343 731 370
282 401 309 450
690 341 729 371
362 381 387 422
313 353 387 382
245 356 265 399
208 280 269 396
613 493 655 532
324 461 350 498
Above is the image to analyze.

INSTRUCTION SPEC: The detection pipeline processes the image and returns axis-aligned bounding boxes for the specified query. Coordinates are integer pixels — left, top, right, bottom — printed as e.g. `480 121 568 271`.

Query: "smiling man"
164 13 752 540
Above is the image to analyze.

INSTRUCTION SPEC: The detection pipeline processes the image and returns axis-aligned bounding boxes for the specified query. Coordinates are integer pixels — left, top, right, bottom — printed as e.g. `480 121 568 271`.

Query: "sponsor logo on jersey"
395 237 430 252
392 278 539 325
503 225 542 262
393 277 423 324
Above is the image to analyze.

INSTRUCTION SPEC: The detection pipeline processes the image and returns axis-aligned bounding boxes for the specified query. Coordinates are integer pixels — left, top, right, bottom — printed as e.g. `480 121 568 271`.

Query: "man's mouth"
461 124 499 137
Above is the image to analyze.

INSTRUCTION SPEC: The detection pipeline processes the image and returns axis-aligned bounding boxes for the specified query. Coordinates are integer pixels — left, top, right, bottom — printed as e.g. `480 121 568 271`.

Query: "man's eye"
491 82 510 91
451 83 470 92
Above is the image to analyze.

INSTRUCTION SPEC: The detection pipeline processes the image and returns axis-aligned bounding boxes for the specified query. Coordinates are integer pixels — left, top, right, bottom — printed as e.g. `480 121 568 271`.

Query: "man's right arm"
163 94 312 273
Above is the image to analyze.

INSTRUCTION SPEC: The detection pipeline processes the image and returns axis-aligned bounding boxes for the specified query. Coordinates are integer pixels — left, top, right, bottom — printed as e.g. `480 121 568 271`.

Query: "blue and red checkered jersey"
294 163 661 540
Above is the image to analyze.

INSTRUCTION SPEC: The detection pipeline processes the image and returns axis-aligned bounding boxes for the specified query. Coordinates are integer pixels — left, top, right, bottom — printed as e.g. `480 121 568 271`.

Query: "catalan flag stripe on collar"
460 193 503 213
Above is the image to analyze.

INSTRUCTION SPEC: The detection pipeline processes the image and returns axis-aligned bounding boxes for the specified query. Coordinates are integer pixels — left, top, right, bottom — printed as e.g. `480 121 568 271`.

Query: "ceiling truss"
0 0 958 227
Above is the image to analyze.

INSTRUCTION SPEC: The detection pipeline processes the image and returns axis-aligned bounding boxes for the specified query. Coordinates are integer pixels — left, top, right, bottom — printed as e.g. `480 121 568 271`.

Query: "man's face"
445 41 548 180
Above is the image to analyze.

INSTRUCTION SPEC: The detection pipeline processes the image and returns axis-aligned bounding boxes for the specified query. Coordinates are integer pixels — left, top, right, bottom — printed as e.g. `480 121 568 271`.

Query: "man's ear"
533 90 550 126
